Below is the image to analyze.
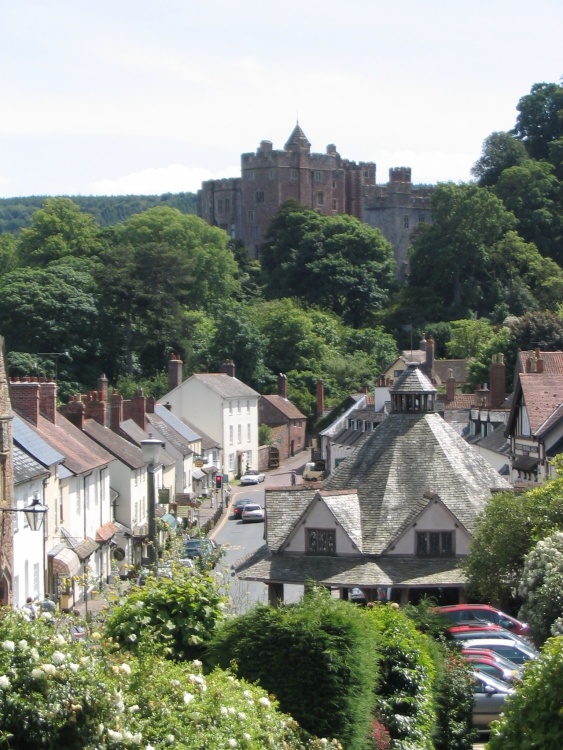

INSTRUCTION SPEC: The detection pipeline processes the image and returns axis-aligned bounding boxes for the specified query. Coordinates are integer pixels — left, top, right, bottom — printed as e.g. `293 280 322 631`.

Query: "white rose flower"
41 664 57 676
40 612 52 620
238 712 246 720
229 740 237 748
128 633 138 643
31 668 44 679
129 704 140 713
259 697 271 708
18 639 28 650
69 663 79 673
30 648 39 661
51 651 65 665
221 706 228 715
166 734 175 744
243 733 250 741
55 634 66 645
1 640 15 652
192 659 202 668
120 663 132 675
131 733 143 745
0 675 11 690
183 692 195 704
107 729 123 741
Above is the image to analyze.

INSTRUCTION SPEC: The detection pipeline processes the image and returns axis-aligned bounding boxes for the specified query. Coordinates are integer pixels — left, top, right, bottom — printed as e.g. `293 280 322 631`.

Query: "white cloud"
87 163 240 196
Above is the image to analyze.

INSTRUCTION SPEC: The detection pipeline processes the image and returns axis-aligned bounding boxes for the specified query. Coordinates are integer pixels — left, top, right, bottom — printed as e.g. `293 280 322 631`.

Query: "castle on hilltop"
197 124 433 277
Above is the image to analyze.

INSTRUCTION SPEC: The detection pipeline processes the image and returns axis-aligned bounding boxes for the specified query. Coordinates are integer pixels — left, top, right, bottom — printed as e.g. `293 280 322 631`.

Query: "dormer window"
306 529 336 555
416 531 454 557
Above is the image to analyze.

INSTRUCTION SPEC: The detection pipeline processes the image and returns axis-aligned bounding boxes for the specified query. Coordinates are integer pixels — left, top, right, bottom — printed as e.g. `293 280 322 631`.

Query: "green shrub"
206 588 379 750
518 531 563 646
487 636 563 749
104 563 227 660
368 604 436 750
431 648 476 750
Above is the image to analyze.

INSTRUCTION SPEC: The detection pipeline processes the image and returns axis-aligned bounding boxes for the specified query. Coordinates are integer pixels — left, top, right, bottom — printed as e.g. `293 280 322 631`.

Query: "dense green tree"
512 81 563 161
0 233 17 277
261 203 396 327
493 161 563 263
471 131 529 187
507 309 563 351
407 183 518 320
0 265 101 392
518 531 563 646
463 475 563 609
17 198 103 266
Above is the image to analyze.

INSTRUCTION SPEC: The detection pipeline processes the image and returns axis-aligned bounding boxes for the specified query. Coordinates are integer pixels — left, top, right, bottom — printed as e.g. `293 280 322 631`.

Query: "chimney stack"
10 379 41 426
111 393 124 433
168 353 183 391
425 335 435 369
97 374 109 402
445 369 455 404
489 353 506 408
60 396 85 430
220 359 236 378
535 348 544 374
38 379 57 423
316 379 325 419
123 389 146 430
278 373 288 399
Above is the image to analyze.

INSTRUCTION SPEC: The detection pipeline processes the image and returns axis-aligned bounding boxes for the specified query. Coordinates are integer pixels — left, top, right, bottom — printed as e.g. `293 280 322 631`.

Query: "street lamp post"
140 435 163 571
0 496 48 604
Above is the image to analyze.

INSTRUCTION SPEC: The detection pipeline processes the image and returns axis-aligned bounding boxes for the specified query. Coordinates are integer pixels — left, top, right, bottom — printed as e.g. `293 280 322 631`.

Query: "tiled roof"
265 487 318 552
260 395 306 421
434 360 468 384
519 373 563 434
516 350 563 375
437 394 474 410
82 419 144 469
26 413 113 476
235 546 467 588
324 411 510 553
189 373 260 399
119 419 176 468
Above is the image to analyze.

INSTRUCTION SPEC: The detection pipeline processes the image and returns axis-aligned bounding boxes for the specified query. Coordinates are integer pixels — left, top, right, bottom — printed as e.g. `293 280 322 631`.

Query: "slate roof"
331 427 372 449
391 363 437 394
476 424 511 454
154 404 200 442
285 123 311 150
82 419 145 469
323 411 510 553
13 415 64 468
119 419 176 468
188 373 260 399
180 418 219 451
235 545 467 587
260 395 306 421
146 412 194 456
13 445 50 484
266 488 317 552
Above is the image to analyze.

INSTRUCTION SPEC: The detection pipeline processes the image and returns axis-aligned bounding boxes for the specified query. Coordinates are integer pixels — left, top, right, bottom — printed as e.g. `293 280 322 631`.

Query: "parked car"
437 604 530 638
184 537 219 568
239 470 266 485
241 504 265 523
462 637 538 666
349 587 367 606
232 498 254 519
450 625 537 652
472 670 513 732
463 651 522 684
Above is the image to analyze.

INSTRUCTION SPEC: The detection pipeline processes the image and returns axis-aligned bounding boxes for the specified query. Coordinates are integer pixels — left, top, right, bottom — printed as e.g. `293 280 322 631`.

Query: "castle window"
364 170 369 178
256 191 265 203
416 531 455 557
403 216 410 229
332 199 337 211
291 169 298 180
313 170 322 182
251 225 260 238
269 168 275 180
418 214 426 223
317 191 324 206
217 199 223 214
332 179 336 189
220 223 228 231
247 171 255 181
225 198 230 211
306 529 336 555
248 210 254 221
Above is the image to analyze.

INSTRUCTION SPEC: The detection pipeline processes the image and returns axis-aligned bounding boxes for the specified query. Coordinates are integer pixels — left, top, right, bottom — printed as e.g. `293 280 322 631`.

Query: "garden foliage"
206 589 380 750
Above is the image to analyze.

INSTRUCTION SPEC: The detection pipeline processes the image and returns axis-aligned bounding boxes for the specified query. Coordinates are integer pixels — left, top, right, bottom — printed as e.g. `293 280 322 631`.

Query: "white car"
241 504 265 523
239 470 266 485
462 638 537 666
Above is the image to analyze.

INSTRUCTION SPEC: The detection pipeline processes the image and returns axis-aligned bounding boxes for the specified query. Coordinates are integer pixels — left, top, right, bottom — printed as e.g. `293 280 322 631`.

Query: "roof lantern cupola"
390 362 437 414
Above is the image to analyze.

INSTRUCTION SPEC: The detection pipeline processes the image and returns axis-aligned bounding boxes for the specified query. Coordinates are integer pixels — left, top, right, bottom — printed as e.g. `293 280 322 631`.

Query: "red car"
437 604 530 638
462 649 522 684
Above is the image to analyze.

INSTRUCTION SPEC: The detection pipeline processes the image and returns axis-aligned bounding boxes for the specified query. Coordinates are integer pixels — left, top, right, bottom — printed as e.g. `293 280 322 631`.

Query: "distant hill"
0 193 197 234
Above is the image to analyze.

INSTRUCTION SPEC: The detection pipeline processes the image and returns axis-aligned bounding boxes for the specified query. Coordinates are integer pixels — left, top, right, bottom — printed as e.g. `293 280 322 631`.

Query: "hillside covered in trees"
0 78 561 419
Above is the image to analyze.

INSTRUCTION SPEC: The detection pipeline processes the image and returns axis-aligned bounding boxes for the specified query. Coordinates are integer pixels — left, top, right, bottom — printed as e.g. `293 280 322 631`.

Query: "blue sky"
1 0 561 197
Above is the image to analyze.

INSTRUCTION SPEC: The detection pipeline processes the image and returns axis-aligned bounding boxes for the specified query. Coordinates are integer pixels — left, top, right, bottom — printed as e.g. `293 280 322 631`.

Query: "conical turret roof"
391 363 436 394
285 122 311 151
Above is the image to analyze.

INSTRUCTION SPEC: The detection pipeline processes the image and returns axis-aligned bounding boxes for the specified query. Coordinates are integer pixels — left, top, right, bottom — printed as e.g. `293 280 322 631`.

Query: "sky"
1 0 562 198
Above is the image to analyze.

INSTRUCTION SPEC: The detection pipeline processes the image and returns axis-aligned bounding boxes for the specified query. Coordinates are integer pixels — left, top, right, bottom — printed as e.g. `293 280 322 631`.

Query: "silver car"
462 637 538 666
472 670 513 731
241 504 265 523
